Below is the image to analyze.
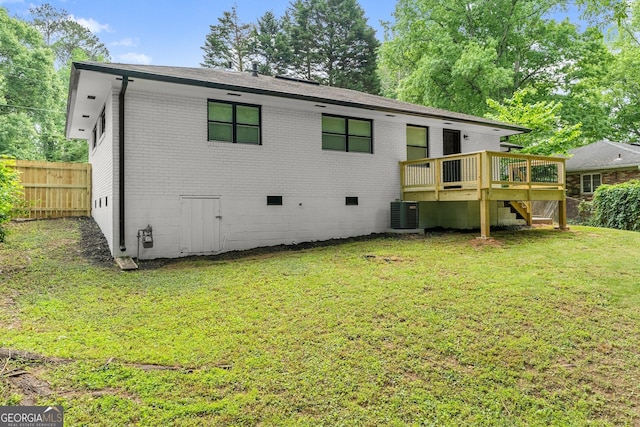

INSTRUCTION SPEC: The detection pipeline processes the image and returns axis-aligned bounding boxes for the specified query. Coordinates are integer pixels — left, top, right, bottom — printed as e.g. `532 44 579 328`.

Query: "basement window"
208 100 261 144
346 197 359 206
267 195 283 206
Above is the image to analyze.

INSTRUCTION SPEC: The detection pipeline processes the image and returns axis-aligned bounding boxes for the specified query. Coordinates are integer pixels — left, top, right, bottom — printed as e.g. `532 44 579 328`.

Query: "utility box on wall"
390 201 419 229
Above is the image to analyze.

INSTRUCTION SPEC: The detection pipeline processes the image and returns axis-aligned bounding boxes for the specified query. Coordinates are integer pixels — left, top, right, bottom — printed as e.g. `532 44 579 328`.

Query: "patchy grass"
1 219 639 426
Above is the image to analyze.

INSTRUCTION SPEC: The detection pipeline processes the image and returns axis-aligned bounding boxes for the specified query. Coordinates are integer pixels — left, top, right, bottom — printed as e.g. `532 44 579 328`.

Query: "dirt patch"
469 237 504 249
0 347 217 405
363 254 407 263
77 217 115 269
136 232 395 270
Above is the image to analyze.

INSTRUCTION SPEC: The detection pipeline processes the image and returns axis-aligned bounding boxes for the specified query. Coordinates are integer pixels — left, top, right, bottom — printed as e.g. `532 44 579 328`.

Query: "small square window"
346 197 359 206
267 195 283 206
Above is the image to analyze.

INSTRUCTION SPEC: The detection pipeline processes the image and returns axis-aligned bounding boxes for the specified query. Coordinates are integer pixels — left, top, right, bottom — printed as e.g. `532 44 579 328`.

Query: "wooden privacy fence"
11 160 92 219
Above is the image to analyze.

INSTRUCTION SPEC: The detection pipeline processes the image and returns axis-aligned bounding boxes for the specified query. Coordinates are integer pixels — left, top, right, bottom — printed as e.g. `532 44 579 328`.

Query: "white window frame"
581 173 602 194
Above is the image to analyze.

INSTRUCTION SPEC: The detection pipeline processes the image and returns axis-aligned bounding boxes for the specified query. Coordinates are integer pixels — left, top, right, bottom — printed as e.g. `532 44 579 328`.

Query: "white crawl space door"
180 196 221 254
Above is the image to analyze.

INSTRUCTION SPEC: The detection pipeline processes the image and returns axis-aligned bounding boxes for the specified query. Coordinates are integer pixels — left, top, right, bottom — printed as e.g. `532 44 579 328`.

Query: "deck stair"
508 201 532 225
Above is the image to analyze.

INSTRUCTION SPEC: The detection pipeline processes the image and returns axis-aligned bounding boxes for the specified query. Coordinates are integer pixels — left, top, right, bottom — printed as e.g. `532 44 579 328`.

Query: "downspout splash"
119 76 129 252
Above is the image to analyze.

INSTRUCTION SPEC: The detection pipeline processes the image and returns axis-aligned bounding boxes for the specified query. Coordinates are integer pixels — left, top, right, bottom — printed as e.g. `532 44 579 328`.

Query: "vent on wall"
346 197 359 206
267 195 283 206
390 201 419 229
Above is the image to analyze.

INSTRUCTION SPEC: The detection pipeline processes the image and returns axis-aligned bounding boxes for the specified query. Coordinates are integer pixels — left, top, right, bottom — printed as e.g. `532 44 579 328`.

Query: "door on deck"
442 129 462 186
180 196 221 254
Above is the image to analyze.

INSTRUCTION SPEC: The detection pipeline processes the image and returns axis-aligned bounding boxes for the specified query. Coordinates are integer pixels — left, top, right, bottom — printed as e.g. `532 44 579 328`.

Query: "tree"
0 7 63 161
285 0 322 80
378 0 592 116
314 0 380 93
599 0 640 142
202 5 254 71
0 157 24 242
252 11 292 76
551 27 614 143
203 1 380 93
485 88 582 155
29 3 110 68
284 0 380 93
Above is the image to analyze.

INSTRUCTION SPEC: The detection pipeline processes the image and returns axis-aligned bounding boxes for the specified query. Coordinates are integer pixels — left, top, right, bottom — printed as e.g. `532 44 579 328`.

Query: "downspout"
119 76 129 252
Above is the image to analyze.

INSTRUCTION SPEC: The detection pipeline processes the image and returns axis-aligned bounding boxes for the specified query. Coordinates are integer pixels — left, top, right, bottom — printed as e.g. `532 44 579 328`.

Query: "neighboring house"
565 140 640 199
65 62 565 260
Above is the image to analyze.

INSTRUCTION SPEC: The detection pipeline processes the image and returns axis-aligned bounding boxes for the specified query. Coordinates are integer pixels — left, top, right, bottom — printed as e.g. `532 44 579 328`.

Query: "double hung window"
208 100 261 145
322 114 372 153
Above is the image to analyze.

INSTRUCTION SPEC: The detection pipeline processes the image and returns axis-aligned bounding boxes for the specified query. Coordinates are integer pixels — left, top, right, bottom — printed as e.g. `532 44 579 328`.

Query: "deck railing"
401 151 565 198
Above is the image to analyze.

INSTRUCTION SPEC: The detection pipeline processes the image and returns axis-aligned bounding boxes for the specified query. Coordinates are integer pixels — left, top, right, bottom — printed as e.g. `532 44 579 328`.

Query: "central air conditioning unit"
390 201 419 229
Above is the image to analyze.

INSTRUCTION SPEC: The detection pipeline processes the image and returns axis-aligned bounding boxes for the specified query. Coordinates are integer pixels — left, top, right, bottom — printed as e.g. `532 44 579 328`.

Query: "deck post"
479 190 490 238
558 197 568 230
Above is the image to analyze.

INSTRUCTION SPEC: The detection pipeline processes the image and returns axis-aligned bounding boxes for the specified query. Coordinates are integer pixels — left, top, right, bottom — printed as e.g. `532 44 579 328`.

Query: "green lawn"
1 219 639 426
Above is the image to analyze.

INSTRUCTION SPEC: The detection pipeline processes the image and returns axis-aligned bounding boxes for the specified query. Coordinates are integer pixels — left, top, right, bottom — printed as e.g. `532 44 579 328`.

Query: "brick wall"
97 82 503 259
567 168 640 200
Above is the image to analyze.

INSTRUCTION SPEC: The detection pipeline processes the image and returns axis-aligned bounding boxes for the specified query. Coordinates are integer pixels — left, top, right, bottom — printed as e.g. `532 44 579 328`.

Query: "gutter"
119 76 129 252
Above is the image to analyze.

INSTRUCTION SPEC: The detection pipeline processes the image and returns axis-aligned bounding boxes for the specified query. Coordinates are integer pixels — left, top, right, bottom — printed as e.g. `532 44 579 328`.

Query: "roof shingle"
72 62 530 133
566 140 640 172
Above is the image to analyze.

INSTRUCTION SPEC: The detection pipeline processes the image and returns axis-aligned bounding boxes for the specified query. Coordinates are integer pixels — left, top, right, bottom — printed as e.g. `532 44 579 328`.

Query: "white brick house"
65 62 530 259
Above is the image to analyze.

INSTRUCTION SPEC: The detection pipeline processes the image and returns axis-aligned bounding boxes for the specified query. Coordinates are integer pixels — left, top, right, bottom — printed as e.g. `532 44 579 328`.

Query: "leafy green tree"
202 5 254 71
379 0 591 116
600 0 640 142
485 88 582 155
549 27 615 143
0 7 63 161
0 157 24 242
574 0 630 25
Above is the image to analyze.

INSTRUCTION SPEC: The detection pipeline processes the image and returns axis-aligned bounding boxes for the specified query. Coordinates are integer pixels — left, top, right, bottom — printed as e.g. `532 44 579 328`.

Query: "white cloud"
69 15 112 33
117 52 152 65
110 38 138 47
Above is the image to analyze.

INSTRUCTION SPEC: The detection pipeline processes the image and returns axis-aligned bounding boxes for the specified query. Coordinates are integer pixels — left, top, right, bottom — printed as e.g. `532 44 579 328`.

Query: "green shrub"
575 199 594 225
0 156 24 242
591 179 640 231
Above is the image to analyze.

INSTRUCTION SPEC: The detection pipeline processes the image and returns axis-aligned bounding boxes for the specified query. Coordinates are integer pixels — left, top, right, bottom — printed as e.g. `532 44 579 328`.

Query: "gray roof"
70 62 530 133
565 140 640 172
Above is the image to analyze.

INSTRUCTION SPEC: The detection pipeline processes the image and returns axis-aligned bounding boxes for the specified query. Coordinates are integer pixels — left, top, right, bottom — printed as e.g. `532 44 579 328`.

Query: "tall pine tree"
201 5 254 71
285 0 380 93
252 11 291 76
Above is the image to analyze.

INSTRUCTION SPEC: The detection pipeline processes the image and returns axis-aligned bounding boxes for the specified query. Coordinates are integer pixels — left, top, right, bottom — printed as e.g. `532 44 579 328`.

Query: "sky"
2 0 583 68
2 0 397 67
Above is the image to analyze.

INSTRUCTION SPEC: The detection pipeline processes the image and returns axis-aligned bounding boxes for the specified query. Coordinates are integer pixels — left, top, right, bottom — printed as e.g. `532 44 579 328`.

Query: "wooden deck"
400 151 567 237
